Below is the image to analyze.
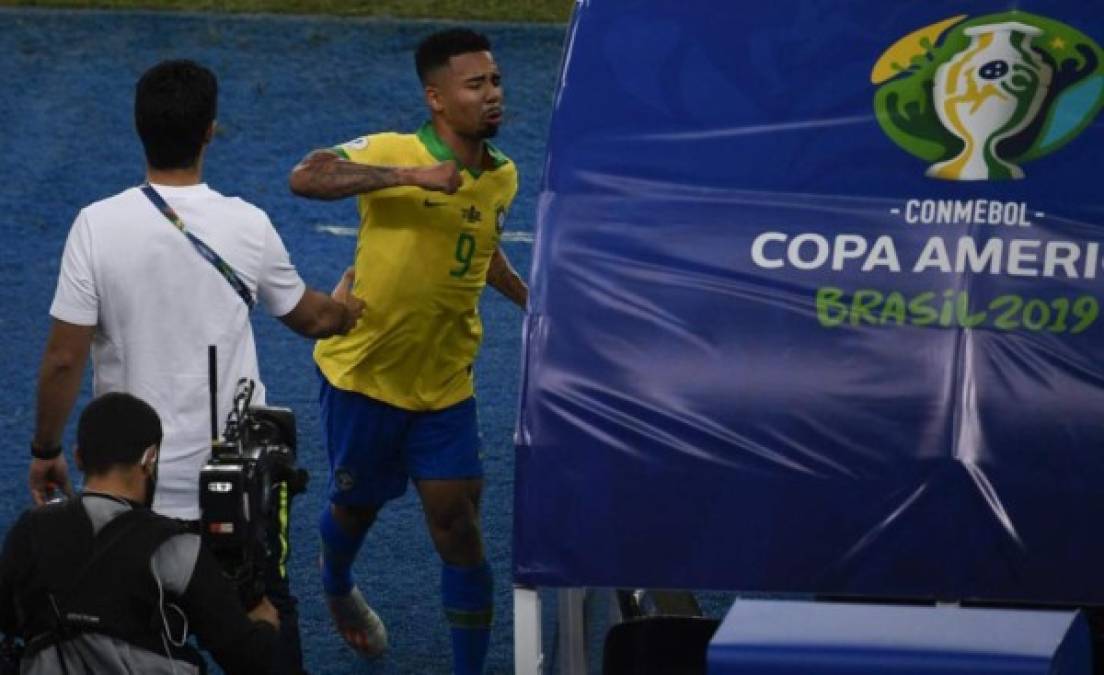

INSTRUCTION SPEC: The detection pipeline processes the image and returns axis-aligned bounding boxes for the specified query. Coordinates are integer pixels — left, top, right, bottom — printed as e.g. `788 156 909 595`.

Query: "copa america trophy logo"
928 23 1051 180
872 12 1104 181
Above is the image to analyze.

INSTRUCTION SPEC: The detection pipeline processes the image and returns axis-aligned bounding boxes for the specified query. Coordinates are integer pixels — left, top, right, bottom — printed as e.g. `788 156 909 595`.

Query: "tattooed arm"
289 149 461 201
486 246 528 310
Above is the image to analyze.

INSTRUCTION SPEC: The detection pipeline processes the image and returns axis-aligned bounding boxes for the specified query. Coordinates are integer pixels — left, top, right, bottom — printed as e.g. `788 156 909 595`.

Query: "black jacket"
0 495 277 675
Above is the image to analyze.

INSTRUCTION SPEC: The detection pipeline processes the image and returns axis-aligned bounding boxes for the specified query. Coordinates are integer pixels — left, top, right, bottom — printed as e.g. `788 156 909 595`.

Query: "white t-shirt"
50 183 307 519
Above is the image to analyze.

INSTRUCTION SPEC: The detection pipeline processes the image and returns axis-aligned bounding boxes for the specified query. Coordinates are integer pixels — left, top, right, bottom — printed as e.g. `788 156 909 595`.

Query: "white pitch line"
315 225 357 236
314 224 534 243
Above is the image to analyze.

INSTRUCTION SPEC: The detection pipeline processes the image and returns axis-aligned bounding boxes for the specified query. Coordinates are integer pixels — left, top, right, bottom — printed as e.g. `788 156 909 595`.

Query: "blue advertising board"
514 0 1104 603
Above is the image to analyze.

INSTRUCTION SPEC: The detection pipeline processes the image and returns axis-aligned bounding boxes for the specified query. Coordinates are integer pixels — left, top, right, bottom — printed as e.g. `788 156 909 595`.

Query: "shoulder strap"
23 505 195 663
68 508 171 593
140 184 255 309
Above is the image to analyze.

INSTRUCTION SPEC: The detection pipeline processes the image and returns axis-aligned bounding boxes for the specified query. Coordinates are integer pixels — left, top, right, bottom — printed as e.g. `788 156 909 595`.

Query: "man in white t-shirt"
29 59 363 675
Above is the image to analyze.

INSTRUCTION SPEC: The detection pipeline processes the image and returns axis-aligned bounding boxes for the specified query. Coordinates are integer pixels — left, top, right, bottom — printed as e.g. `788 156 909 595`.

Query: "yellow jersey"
314 123 518 410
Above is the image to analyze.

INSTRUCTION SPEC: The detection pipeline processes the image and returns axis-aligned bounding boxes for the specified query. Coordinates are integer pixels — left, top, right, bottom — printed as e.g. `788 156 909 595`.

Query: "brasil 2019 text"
815 287 1098 334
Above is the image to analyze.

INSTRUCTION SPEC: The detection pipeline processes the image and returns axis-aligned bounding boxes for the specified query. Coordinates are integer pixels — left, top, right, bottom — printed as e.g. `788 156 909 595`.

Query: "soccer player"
288 27 527 674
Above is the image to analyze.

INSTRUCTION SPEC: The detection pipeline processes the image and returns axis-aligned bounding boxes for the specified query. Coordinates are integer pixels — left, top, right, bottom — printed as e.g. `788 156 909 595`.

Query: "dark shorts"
318 373 483 508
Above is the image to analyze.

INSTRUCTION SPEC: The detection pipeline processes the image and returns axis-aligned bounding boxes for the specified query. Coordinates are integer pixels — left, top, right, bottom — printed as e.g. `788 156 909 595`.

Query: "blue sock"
442 560 493 675
319 506 365 595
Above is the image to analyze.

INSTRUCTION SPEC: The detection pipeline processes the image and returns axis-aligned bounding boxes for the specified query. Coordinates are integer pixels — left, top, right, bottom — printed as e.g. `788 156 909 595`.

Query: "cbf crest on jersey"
872 12 1104 181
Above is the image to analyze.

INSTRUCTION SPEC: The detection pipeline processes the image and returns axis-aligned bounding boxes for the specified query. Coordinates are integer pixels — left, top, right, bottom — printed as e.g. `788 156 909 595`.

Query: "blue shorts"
318 374 483 508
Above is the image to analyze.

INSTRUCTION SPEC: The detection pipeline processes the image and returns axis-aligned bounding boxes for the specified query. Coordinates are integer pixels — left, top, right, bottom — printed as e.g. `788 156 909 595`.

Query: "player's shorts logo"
334 468 355 492
872 12 1103 181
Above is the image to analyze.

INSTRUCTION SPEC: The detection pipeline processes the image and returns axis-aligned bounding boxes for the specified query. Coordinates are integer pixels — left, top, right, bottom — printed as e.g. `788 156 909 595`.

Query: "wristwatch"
30 441 63 460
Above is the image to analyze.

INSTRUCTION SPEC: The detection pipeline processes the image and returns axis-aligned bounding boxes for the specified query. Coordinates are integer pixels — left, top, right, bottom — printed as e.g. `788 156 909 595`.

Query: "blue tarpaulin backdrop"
514 0 1104 604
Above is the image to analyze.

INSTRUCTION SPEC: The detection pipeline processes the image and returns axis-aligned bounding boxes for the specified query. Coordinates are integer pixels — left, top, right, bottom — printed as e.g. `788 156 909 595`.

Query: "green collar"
416 122 508 178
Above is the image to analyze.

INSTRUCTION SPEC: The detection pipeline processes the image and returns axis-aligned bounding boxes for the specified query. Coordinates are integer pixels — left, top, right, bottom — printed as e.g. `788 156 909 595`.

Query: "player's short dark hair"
77 392 163 475
134 59 218 170
415 28 492 83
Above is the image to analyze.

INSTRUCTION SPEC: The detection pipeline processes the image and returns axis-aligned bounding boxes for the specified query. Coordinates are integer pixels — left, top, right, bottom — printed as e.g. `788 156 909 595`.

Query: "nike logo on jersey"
423 199 446 208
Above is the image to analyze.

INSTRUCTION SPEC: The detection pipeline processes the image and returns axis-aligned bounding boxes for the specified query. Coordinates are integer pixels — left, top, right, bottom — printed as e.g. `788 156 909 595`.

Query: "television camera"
199 349 308 608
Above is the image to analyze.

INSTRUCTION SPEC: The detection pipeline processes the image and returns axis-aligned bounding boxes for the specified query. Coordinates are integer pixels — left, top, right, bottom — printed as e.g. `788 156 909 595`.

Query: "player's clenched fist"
414 160 461 194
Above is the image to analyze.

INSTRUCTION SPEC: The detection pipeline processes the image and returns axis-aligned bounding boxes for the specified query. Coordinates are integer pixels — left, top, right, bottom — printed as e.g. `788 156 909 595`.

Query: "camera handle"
208 345 256 449
223 380 255 445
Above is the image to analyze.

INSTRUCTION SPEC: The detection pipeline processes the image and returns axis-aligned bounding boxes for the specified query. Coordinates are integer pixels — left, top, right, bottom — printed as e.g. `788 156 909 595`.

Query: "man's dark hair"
77 392 163 475
134 59 218 170
415 28 492 83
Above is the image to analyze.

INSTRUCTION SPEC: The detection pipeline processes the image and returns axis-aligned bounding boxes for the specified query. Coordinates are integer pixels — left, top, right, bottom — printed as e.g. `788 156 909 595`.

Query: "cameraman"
1 392 278 674
29 59 363 674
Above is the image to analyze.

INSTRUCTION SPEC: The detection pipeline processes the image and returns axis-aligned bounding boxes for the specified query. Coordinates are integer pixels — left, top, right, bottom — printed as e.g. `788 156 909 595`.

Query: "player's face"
433 51 503 139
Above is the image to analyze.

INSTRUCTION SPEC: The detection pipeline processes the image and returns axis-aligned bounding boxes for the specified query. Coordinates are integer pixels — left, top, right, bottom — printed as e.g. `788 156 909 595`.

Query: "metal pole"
557 588 587 674
515 586 544 675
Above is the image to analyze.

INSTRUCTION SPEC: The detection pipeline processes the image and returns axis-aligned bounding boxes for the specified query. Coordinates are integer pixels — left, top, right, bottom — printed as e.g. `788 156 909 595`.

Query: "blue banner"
515 0 1104 603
